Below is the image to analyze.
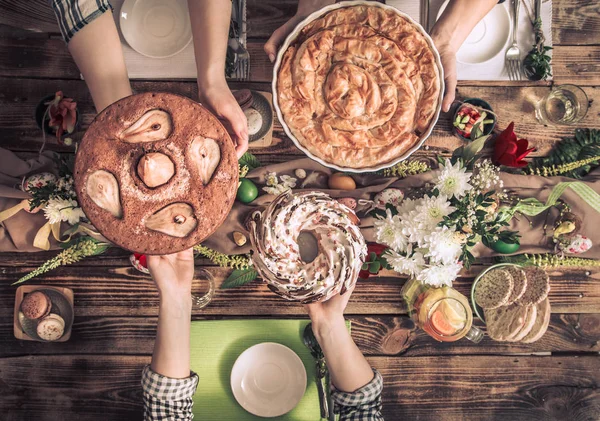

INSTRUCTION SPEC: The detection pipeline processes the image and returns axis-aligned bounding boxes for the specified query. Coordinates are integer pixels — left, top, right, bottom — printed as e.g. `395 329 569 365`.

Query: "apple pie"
276 4 442 169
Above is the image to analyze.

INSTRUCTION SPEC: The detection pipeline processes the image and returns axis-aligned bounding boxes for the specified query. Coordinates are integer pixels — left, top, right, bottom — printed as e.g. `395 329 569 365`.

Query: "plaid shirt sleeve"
141 365 199 421
49 0 112 43
332 369 384 421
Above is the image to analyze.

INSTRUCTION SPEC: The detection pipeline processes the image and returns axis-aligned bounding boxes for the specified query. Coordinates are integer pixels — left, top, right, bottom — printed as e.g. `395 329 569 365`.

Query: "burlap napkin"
1 149 598 259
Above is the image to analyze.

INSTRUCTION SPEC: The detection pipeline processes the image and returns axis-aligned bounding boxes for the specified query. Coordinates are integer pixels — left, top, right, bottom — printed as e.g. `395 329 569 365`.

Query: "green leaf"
369 261 381 274
238 152 261 170
461 134 491 166
361 263 369 270
221 268 259 289
369 252 377 262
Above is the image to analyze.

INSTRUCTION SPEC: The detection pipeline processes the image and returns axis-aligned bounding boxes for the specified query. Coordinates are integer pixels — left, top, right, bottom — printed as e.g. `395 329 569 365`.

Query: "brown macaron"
20 291 52 320
233 89 254 110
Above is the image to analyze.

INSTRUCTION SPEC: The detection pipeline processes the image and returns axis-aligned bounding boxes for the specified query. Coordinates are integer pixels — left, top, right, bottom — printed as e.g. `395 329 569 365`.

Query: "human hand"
198 79 248 158
304 285 354 339
432 39 458 113
264 0 334 63
147 248 195 303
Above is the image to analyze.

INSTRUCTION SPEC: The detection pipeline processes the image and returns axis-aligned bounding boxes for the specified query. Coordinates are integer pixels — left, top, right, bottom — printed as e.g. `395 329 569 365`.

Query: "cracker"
522 298 551 343
475 269 513 309
509 305 537 342
37 314 65 341
518 268 550 305
485 303 528 341
505 266 528 305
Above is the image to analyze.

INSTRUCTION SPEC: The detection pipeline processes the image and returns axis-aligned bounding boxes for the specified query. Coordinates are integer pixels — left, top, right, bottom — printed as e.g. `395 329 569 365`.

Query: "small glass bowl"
452 98 496 141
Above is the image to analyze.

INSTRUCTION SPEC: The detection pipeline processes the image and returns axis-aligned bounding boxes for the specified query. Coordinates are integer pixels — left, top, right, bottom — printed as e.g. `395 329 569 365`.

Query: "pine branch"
377 160 431 178
14 238 110 285
193 244 251 269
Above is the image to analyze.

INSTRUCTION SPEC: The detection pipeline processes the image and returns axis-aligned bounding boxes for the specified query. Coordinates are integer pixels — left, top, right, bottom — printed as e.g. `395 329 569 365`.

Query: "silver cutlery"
505 0 522 80
235 0 249 80
303 323 333 421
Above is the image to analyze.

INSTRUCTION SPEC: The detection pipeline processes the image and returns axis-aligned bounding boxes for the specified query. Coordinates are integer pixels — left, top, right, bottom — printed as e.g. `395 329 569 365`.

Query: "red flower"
47 91 77 144
367 243 387 257
493 122 535 168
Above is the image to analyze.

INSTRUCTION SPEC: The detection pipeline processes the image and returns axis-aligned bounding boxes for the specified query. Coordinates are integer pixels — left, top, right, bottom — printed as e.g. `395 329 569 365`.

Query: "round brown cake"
275 3 442 170
74 92 239 255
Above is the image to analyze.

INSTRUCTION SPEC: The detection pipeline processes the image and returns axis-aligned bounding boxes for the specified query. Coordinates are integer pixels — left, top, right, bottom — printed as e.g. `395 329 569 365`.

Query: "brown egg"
328 173 356 190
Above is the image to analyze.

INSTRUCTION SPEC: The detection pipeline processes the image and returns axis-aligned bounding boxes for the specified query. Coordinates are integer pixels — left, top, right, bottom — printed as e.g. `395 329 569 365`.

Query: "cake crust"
74 92 238 254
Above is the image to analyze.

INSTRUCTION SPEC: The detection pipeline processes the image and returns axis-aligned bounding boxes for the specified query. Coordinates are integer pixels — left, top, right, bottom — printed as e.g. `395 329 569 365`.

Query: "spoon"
303 323 332 420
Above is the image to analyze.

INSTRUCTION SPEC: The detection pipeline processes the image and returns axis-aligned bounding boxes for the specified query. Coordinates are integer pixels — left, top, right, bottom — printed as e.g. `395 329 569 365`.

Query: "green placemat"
191 319 333 420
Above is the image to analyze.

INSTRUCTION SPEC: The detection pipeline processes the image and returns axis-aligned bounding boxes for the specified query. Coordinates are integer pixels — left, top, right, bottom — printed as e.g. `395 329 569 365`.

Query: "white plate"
272 1 444 173
120 0 192 58
437 1 511 65
231 343 307 418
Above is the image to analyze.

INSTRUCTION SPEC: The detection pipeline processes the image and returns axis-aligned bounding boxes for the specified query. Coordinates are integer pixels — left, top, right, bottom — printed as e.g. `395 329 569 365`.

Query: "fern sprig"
377 160 431 178
526 155 600 177
496 253 600 268
14 237 110 285
193 244 251 270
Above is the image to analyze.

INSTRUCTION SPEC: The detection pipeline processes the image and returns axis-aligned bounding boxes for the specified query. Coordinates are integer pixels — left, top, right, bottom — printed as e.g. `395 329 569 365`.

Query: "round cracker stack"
474 269 513 309
517 268 550 305
505 266 528 305
481 266 552 344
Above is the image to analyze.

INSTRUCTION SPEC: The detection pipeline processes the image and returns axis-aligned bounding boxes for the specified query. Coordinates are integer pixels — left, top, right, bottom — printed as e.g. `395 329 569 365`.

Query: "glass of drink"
191 267 215 309
402 278 484 343
535 84 589 125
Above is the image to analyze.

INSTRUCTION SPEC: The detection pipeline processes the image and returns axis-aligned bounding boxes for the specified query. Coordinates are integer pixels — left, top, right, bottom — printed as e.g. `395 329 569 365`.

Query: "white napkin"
108 0 245 80
388 0 553 81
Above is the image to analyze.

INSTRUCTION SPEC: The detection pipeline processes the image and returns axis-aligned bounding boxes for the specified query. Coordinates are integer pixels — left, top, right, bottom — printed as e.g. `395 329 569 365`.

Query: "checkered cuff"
50 0 113 43
141 365 199 421
332 369 384 421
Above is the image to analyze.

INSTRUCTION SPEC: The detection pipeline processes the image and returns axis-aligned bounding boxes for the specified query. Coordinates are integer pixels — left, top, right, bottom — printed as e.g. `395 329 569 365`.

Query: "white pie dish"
272 0 444 173
119 0 192 59
230 342 307 418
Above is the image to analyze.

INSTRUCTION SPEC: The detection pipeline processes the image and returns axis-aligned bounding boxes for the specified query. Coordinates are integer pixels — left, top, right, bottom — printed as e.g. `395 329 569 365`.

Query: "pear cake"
74 92 238 254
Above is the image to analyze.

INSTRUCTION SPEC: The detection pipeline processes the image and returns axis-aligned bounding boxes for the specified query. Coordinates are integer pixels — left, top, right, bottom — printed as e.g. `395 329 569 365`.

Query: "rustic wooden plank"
373 355 600 421
552 0 600 45
0 265 598 316
0 354 597 421
2 0 599 47
0 38 274 82
1 77 598 156
2 35 599 85
1 313 598 358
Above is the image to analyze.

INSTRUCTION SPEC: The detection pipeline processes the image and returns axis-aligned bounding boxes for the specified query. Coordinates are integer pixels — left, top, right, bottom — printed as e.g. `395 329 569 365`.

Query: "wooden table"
0 1 599 420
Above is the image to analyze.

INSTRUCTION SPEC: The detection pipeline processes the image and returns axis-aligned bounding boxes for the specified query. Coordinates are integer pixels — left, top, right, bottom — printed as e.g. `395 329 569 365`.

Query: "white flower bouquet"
374 157 519 288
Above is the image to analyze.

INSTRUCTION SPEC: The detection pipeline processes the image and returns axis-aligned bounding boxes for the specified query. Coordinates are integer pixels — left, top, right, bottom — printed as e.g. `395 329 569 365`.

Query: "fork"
235 0 249 80
505 0 522 80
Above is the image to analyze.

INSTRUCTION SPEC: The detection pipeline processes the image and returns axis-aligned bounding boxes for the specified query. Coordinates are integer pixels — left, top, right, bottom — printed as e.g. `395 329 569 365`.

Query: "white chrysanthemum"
417 262 462 287
434 159 472 199
44 198 84 225
384 250 425 277
414 195 455 229
423 226 463 265
374 209 409 252
396 197 418 216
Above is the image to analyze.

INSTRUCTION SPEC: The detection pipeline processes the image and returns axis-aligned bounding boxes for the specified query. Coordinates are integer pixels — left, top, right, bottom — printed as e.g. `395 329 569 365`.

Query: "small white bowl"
231 342 307 418
272 1 444 173
120 0 192 59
